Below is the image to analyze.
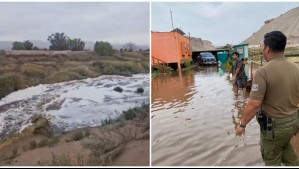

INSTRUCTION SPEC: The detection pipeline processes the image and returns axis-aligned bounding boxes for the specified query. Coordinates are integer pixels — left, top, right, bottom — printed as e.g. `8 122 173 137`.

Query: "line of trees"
11 32 142 57
12 32 85 51
12 40 35 50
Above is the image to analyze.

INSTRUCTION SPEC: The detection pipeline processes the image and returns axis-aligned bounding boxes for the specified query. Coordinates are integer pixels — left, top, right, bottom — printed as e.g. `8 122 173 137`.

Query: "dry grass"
92 60 148 76
0 64 18 74
0 104 149 166
20 63 47 78
37 153 73 166
249 46 299 61
285 47 299 55
0 51 149 100
119 52 149 61
82 104 149 165
287 57 299 63
0 74 23 98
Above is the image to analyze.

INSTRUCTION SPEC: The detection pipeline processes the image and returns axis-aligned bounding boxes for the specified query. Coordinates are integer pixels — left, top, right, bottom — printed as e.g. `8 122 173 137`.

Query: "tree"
68 38 85 51
223 44 234 54
47 32 70 51
24 40 33 50
12 41 26 50
223 44 233 50
94 41 114 56
123 42 136 52
33 46 39 50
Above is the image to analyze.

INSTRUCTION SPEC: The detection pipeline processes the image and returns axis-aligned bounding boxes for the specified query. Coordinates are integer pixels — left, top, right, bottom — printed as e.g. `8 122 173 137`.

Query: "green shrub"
71 130 86 141
37 139 48 148
101 118 114 126
121 104 149 121
31 116 53 137
47 71 74 83
94 41 114 56
0 74 21 99
11 147 18 158
38 137 59 147
92 60 147 75
50 153 72 166
29 140 37 150
184 60 192 68
76 69 90 77
227 58 233 66
20 63 46 78
154 64 173 73
123 109 137 120
140 61 150 73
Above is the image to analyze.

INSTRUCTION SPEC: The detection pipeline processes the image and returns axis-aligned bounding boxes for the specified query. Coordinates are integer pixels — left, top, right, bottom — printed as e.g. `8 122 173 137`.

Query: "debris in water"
185 118 191 121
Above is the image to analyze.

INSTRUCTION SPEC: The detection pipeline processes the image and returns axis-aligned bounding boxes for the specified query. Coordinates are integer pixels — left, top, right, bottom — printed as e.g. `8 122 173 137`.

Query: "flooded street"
151 64 299 166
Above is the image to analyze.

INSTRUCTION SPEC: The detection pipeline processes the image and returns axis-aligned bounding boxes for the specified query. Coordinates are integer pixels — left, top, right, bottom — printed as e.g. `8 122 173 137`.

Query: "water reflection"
152 64 263 166
152 69 196 114
231 99 247 133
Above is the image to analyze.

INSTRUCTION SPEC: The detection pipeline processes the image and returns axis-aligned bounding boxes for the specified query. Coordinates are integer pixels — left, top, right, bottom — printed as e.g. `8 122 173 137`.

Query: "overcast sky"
151 2 299 46
0 2 149 46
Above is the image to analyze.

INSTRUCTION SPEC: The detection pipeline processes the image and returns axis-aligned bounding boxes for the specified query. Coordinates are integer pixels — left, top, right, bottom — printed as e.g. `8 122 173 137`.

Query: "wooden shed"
151 29 192 70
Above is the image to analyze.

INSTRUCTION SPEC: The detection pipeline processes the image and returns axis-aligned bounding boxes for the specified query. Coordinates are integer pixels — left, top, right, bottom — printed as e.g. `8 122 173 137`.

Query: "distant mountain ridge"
242 7 299 46
189 37 216 51
0 40 149 51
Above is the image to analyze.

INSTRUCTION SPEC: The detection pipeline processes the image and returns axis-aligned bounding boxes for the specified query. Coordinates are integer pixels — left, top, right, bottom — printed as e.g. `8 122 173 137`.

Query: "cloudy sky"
151 2 299 46
0 2 149 46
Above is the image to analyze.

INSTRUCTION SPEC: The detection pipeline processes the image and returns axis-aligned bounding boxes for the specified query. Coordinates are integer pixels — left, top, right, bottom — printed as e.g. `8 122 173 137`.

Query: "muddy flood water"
0 74 149 141
151 64 299 166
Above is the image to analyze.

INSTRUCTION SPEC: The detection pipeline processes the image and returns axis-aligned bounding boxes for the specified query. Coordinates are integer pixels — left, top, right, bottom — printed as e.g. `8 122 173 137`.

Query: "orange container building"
151 31 192 69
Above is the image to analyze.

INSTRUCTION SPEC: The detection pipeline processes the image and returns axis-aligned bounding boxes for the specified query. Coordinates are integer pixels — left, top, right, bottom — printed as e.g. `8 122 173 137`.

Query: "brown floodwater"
151 64 299 166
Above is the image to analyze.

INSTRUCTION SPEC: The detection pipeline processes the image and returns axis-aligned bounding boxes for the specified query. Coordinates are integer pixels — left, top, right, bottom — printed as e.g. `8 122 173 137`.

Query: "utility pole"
188 32 191 56
170 10 181 72
170 10 174 30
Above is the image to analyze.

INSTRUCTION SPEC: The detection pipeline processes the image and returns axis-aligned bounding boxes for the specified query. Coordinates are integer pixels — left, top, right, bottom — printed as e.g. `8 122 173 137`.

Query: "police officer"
236 31 299 166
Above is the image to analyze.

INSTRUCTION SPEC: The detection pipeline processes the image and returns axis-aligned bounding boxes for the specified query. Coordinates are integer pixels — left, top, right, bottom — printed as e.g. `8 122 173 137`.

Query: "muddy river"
151 64 299 166
0 74 149 141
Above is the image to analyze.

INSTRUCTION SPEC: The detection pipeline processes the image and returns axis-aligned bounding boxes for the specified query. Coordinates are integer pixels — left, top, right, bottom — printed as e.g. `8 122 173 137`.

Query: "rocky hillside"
243 7 299 46
189 37 216 51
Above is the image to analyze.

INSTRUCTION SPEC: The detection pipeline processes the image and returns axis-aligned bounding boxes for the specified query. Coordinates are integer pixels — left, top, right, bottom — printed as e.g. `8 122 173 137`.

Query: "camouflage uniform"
250 54 299 166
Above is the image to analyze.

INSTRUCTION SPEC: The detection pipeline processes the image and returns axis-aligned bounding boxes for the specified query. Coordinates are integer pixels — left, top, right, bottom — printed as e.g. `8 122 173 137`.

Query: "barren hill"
243 7 299 46
189 37 216 51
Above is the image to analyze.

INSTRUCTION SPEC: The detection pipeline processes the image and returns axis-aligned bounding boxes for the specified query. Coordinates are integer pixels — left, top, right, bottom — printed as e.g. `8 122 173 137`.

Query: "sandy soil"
0 120 149 166
111 139 149 166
